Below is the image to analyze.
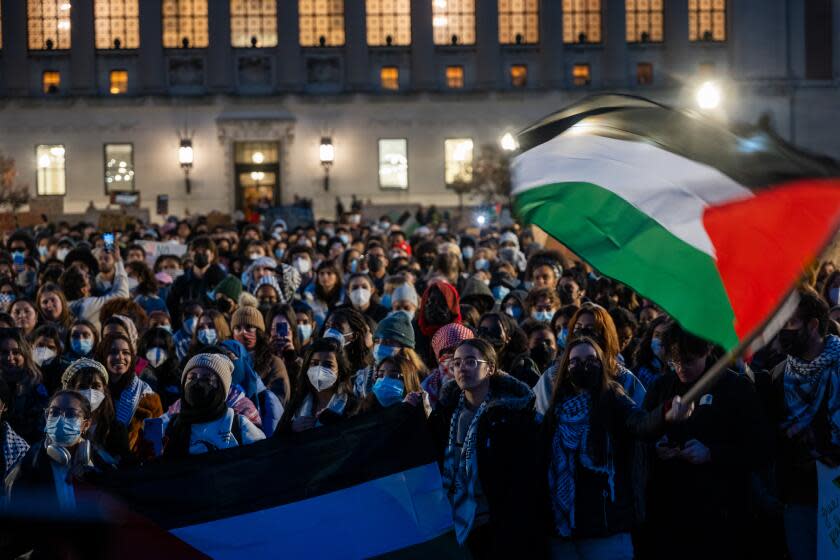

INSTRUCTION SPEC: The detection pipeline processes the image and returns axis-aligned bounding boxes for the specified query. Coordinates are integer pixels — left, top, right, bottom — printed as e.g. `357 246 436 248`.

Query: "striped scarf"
115 375 153 426
784 334 840 447
441 392 490 544
548 391 615 537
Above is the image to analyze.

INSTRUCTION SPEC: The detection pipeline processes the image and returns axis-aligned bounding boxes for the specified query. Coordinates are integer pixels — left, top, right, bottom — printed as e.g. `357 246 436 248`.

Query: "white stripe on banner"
171 463 454 559
511 132 753 257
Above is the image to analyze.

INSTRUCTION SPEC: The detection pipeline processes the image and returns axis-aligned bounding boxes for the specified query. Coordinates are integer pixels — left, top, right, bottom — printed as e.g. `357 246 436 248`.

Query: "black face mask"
419 255 435 268
368 255 384 273
216 298 233 314
530 342 557 372
424 304 452 326
778 327 810 358
194 252 210 269
184 380 224 409
569 360 602 391
258 303 272 316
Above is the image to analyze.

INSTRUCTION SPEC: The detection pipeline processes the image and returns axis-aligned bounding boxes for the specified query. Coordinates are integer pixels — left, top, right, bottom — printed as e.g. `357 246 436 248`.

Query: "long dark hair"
267 303 300 352
279 337 355 431
324 307 372 373
251 328 275 382
314 261 344 307
631 314 669 371
95 332 137 388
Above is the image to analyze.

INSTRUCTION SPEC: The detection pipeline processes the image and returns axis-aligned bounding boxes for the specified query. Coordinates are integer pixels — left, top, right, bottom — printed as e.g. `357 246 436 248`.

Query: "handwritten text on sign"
818 461 840 559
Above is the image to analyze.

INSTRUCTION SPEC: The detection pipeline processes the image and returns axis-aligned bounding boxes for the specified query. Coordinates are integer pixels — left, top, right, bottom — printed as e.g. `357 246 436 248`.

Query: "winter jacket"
166 265 223 328
460 277 495 315
427 374 547 557
641 371 773 558
541 386 666 540
534 363 646 416
162 408 265 456
68 261 129 329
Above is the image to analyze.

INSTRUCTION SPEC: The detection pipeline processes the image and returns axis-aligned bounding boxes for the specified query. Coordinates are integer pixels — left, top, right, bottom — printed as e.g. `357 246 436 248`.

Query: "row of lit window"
39 61 657 96
35 143 134 196
11 0 726 51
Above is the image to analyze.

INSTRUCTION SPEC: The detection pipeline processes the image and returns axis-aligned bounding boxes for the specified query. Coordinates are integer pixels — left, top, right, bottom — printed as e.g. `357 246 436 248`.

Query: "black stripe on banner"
516 94 840 189
93 405 438 530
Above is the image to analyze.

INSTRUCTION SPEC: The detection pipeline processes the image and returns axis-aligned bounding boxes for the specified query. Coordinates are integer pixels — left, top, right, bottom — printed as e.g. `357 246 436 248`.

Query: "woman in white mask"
346 273 388 323
61 358 131 463
7 389 118 516
279 338 361 433
138 327 183 410
30 324 65 394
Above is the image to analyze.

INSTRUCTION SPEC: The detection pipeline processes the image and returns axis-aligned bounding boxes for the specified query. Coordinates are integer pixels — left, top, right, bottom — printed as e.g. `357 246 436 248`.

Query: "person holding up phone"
93 233 118 296
61 244 129 330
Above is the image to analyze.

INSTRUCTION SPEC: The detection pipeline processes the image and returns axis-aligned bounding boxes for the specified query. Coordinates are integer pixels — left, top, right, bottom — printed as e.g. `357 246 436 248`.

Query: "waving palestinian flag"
512 95 840 351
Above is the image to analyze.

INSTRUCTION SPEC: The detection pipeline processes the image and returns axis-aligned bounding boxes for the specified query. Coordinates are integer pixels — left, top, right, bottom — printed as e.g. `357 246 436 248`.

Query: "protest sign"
818 461 840 560
139 241 188 267
98 211 134 232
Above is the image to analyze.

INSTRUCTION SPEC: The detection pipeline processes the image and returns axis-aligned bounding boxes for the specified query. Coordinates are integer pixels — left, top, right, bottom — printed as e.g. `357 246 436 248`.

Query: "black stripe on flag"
94 405 438 530
516 94 840 188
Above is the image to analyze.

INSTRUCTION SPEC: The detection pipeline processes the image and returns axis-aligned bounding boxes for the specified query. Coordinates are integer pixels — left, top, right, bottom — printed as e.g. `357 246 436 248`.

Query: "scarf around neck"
784 334 840 447
548 391 615 537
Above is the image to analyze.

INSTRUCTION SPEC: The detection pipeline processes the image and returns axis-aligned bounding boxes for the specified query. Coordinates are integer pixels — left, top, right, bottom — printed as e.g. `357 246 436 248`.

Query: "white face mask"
56 248 70 262
78 388 106 411
307 365 338 392
293 257 312 274
33 346 57 366
349 287 372 308
145 347 168 368
127 277 139 290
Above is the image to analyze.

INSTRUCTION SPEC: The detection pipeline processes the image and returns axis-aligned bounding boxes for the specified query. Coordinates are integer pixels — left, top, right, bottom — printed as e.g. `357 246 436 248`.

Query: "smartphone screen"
103 232 115 253
277 322 290 338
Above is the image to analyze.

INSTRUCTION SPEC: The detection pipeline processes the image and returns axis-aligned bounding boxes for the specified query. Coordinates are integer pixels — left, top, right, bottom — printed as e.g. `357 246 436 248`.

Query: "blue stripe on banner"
171 463 455 559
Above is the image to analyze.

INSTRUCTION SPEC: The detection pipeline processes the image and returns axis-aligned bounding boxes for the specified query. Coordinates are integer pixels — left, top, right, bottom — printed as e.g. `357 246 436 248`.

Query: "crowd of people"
0 210 837 559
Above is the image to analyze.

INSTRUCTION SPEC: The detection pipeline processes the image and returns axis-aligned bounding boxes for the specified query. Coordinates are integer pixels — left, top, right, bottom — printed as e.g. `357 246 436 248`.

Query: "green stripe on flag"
514 182 740 350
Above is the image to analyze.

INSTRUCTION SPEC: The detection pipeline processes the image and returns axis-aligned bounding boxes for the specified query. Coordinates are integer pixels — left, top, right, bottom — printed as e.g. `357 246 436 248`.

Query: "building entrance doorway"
234 142 279 212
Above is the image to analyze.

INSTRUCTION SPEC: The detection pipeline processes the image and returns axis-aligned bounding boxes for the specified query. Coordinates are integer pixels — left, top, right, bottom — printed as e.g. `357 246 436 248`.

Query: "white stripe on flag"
511 133 753 257
171 463 454 559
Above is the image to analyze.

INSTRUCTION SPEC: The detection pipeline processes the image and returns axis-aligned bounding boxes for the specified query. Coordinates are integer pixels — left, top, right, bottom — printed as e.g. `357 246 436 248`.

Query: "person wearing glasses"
427 338 544 558
6 390 117 510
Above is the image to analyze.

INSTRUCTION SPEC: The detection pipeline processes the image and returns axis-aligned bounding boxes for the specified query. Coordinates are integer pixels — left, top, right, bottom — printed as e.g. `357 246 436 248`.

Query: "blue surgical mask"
462 246 475 260
71 338 94 356
651 337 665 360
474 258 490 271
297 323 313 342
38 246 49 258
504 305 522 321
197 328 217 345
381 293 392 310
324 327 348 347
557 327 568 349
339 234 350 245
159 324 173 333
373 343 399 364
372 377 405 408
183 316 198 335
492 285 510 301
532 310 554 323
45 416 84 447
349 259 359 274
275 248 285 259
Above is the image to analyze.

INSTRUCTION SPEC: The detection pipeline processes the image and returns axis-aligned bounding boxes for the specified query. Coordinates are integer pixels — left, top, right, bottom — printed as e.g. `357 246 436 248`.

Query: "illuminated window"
689 0 725 42
379 139 408 189
27 0 72 50
380 66 399 90
104 144 135 192
499 0 538 45
432 0 475 46
299 0 345 47
94 0 140 49
162 0 209 48
510 64 527 88
446 66 464 89
572 63 590 86
637 62 653 85
366 0 410 46
626 0 663 42
109 69 128 94
231 0 278 47
563 0 601 44
42 71 61 94
444 139 473 186
36 145 66 196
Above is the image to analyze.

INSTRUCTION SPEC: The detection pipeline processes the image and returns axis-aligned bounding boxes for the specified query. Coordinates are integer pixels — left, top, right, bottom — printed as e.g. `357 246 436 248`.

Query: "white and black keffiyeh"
784 334 840 447
548 391 615 537
3 422 29 476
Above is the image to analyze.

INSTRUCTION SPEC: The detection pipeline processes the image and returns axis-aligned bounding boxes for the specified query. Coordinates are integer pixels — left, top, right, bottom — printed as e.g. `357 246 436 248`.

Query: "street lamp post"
179 138 194 194
319 137 334 192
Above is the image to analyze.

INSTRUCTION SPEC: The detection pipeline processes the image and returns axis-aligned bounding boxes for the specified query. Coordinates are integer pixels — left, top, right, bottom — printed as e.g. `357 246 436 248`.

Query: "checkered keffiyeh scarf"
784 334 840 447
548 391 615 537
3 422 29 476
442 392 490 544
431 323 475 360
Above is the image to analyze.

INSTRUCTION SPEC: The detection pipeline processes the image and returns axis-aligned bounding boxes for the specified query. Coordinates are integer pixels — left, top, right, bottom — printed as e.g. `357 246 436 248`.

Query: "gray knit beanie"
182 353 234 396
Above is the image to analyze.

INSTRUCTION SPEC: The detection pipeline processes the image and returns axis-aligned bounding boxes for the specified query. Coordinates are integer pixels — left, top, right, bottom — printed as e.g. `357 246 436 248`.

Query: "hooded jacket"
427 374 547 556
459 277 496 316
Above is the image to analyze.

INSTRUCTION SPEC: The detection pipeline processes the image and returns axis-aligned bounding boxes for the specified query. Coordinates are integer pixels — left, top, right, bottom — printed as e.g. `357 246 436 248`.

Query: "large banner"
818 461 840 560
95 406 460 559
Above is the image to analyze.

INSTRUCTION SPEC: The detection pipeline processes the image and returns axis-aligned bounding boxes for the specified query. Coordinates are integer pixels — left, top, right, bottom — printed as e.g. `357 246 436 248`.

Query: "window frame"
94 0 141 50
42 70 61 94
636 62 654 85
299 0 346 47
572 63 591 86
432 0 476 46
27 0 73 51
562 0 602 45
444 138 474 187
378 138 409 190
498 0 539 45
162 0 209 49
445 65 465 89
103 142 135 194
688 0 726 42
230 0 278 48
109 69 129 95
510 64 528 88
35 144 66 197
380 66 400 91
625 0 664 43
366 0 411 46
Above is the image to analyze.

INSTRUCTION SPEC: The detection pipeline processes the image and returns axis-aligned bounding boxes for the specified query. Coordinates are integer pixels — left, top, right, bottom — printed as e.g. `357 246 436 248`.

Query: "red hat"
392 240 412 256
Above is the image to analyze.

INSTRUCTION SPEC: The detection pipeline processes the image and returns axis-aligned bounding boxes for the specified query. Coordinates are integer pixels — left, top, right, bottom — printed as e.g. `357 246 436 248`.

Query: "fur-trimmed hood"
437 372 535 414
